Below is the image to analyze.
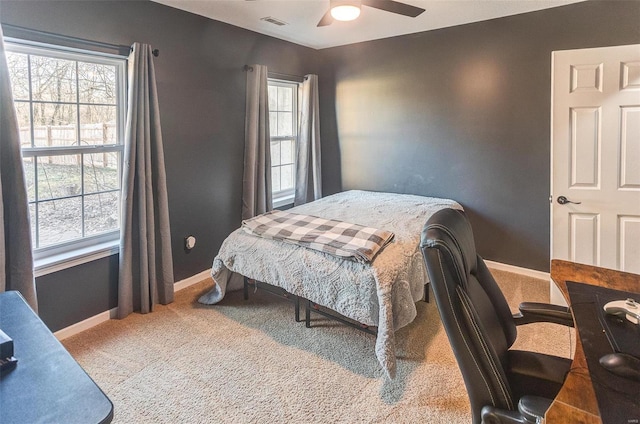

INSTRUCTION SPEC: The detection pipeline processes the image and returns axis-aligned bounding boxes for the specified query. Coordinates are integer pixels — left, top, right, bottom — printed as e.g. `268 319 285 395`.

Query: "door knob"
557 196 581 205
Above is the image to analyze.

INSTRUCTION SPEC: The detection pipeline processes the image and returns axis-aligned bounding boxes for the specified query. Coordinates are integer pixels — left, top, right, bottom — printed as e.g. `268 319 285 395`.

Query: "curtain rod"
1 23 159 57
243 65 307 82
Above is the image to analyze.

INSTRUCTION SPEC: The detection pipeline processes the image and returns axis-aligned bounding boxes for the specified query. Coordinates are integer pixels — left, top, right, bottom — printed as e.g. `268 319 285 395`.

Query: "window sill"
273 194 294 209
34 240 119 278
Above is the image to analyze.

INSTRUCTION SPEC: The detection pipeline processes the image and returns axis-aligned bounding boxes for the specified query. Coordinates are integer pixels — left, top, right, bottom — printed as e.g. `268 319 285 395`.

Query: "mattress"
198 190 462 377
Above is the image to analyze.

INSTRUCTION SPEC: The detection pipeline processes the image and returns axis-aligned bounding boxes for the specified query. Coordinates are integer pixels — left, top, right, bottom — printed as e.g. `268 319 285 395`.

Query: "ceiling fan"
318 0 425 27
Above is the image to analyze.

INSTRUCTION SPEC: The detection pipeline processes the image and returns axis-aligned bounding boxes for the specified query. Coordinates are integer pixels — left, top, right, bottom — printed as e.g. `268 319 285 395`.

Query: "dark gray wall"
1 0 320 331
36 256 119 331
318 0 640 272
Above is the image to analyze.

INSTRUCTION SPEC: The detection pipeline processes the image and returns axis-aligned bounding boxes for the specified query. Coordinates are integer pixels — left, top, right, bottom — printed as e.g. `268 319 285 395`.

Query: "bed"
198 190 462 377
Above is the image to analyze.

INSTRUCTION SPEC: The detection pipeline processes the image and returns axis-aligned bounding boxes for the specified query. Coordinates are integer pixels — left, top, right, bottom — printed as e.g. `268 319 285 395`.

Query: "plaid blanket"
241 210 395 263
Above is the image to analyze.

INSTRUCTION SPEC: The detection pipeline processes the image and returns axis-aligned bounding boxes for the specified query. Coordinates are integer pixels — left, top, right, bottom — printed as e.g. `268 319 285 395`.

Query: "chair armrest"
480 405 527 424
480 396 554 424
513 302 574 327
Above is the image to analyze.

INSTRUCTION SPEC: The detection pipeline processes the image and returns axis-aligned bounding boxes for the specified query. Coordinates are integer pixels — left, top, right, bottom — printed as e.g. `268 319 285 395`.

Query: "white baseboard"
54 269 212 341
485 260 550 281
54 307 119 341
173 269 211 291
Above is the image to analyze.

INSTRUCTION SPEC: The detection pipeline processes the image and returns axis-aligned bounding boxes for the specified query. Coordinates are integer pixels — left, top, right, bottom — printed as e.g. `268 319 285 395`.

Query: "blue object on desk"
0 291 113 424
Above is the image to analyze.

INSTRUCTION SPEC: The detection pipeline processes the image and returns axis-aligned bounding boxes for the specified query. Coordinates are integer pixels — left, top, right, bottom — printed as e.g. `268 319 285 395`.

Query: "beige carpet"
62 269 574 423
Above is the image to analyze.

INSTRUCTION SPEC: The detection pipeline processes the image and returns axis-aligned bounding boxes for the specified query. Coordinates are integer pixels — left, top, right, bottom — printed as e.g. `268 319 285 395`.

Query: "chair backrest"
420 208 519 423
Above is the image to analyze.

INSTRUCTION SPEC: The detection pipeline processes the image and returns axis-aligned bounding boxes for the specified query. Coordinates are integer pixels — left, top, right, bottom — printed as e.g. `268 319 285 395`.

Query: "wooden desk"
544 260 640 424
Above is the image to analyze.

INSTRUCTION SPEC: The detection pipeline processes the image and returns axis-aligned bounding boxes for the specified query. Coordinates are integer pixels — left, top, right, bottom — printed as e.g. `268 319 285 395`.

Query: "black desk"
566 282 640 424
0 291 113 424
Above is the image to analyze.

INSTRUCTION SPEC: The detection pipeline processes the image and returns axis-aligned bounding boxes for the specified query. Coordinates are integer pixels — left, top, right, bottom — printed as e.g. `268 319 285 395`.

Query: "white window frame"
5 39 127 276
268 78 300 208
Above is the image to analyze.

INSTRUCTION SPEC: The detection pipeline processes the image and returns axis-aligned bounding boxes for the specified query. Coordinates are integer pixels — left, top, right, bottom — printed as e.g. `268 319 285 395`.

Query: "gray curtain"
0 25 37 311
242 64 272 220
294 74 322 206
118 43 174 319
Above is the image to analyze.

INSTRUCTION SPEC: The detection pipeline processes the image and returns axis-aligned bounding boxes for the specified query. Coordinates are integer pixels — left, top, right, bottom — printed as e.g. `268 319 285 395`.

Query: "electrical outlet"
184 235 196 250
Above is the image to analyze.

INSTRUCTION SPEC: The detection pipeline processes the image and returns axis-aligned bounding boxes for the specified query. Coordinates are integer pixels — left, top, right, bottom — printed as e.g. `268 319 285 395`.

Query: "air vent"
260 16 287 26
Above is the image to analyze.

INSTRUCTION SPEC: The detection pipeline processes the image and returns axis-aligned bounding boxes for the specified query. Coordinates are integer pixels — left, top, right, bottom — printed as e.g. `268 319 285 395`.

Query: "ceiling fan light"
331 4 361 21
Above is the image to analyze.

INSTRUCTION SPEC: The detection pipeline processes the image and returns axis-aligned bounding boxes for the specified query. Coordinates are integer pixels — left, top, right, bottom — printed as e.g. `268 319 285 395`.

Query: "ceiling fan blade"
317 9 334 27
362 0 425 17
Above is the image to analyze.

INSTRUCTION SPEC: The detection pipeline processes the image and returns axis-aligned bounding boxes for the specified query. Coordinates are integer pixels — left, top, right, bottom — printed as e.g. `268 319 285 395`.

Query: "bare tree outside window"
5 41 125 256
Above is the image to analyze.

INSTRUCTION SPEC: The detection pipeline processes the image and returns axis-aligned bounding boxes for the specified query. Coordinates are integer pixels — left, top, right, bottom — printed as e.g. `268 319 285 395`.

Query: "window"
5 40 126 268
268 79 299 206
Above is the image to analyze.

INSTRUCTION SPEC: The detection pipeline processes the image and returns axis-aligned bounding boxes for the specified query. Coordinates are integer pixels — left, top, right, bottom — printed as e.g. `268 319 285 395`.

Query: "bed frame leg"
305 300 311 328
243 276 249 300
294 296 301 322
424 282 430 303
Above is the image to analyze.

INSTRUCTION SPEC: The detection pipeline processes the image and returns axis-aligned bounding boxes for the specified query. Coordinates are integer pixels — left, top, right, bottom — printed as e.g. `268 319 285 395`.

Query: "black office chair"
420 208 574 424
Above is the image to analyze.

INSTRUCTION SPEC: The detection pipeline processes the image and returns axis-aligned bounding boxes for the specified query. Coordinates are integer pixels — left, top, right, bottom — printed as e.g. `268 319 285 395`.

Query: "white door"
551 44 640 303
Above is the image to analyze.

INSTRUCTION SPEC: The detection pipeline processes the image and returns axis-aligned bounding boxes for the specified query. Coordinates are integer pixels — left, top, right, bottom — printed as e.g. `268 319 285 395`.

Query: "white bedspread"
198 190 462 377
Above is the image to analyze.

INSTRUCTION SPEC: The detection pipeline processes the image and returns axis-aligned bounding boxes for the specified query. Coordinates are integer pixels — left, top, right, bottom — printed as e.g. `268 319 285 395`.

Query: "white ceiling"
151 0 585 50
